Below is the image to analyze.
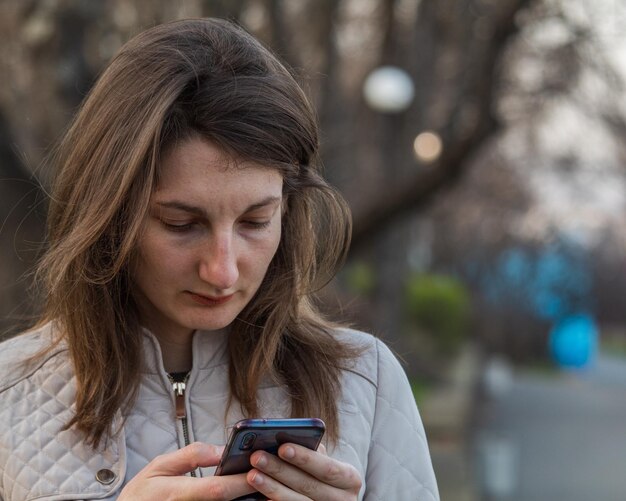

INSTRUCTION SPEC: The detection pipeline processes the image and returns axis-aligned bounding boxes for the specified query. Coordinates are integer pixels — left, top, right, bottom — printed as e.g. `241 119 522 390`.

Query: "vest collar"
139 326 230 376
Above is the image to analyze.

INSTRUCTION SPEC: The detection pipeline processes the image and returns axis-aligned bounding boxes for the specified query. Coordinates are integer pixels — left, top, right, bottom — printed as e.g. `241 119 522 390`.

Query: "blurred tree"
420 0 626 360
405 273 471 355
2 0 626 369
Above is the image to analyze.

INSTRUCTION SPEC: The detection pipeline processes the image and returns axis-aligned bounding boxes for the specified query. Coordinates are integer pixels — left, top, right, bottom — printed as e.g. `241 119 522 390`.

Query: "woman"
0 18 439 501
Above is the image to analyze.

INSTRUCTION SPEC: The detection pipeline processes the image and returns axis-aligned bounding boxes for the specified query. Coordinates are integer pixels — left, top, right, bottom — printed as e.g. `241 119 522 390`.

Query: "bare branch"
350 0 534 253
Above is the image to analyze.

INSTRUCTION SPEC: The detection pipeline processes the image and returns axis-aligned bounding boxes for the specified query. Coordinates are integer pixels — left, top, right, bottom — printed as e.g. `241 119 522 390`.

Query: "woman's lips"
187 292 234 306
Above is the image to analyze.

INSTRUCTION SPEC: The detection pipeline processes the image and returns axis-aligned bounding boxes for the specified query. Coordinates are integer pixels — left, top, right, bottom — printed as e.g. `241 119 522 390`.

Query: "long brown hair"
36 18 357 447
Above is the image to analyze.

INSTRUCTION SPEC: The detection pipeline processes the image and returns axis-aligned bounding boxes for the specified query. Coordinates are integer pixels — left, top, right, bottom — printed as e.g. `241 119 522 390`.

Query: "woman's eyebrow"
244 196 282 212
154 196 282 216
155 201 207 217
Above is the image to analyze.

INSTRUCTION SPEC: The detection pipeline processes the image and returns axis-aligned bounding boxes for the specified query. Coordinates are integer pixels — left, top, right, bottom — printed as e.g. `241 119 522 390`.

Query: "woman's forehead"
159 136 283 176
153 137 283 211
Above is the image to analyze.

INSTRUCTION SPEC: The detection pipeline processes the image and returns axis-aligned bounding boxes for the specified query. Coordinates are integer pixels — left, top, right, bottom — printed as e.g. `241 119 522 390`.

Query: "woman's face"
132 137 283 341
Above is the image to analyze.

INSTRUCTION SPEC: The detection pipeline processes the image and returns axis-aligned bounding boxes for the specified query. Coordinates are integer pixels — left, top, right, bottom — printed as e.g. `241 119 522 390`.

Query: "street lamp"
362 66 415 113
413 131 443 163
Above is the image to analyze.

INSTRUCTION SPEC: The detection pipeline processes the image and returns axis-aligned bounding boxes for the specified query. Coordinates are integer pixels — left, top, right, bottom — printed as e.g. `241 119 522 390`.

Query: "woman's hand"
247 443 362 500
118 442 257 500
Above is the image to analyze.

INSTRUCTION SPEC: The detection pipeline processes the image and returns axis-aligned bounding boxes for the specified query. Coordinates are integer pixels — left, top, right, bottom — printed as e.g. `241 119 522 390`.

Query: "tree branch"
350 0 534 253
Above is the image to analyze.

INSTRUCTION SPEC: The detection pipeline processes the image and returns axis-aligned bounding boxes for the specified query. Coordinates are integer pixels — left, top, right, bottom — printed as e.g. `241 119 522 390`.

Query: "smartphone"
215 417 326 476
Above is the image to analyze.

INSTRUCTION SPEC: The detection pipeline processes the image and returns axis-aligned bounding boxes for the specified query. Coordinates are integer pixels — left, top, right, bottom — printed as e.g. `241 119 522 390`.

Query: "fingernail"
254 454 267 467
283 446 295 459
252 471 264 485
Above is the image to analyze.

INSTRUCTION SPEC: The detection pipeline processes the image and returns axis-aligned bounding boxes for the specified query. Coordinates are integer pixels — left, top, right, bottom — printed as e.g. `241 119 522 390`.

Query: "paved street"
474 354 626 501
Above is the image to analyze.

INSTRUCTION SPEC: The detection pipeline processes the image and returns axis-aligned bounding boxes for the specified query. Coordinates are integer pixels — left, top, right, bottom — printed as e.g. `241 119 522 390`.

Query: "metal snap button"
95 468 116 485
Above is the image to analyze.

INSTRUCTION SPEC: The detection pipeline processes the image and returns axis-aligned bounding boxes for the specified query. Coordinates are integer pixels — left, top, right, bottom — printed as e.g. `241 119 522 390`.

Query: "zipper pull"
172 380 187 419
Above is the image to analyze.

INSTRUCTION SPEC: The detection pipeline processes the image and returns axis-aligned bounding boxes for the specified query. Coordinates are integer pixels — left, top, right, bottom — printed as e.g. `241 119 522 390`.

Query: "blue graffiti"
471 240 592 321
463 237 597 367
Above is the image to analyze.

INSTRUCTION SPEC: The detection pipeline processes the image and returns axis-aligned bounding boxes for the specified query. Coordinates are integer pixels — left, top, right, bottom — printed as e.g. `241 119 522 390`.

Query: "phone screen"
215 418 326 476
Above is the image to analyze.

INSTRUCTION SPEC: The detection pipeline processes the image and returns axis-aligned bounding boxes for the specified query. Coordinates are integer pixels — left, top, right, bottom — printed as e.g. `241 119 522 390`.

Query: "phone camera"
240 432 256 451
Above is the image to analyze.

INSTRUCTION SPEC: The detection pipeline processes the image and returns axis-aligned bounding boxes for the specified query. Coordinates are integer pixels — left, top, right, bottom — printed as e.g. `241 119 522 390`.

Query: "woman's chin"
184 311 238 333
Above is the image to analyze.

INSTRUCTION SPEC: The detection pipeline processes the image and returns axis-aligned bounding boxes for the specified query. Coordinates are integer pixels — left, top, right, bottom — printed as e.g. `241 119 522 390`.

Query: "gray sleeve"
363 339 440 501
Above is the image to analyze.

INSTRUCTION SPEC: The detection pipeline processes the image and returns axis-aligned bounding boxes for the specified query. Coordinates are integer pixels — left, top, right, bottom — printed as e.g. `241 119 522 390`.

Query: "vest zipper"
168 373 197 477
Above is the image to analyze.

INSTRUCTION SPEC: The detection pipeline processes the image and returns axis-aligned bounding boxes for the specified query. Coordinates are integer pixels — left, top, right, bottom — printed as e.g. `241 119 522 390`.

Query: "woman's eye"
242 220 271 230
161 221 195 232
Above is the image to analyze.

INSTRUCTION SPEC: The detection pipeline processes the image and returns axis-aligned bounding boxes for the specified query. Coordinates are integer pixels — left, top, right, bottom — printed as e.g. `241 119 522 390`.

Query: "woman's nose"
197 231 239 291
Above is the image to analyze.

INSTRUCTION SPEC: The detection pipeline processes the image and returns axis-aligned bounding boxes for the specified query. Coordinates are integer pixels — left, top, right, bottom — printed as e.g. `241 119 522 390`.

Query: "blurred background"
2 0 626 499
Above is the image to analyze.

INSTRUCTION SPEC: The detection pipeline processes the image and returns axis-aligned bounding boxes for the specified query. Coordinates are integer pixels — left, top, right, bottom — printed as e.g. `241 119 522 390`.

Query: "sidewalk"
474 353 626 500
420 344 482 501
